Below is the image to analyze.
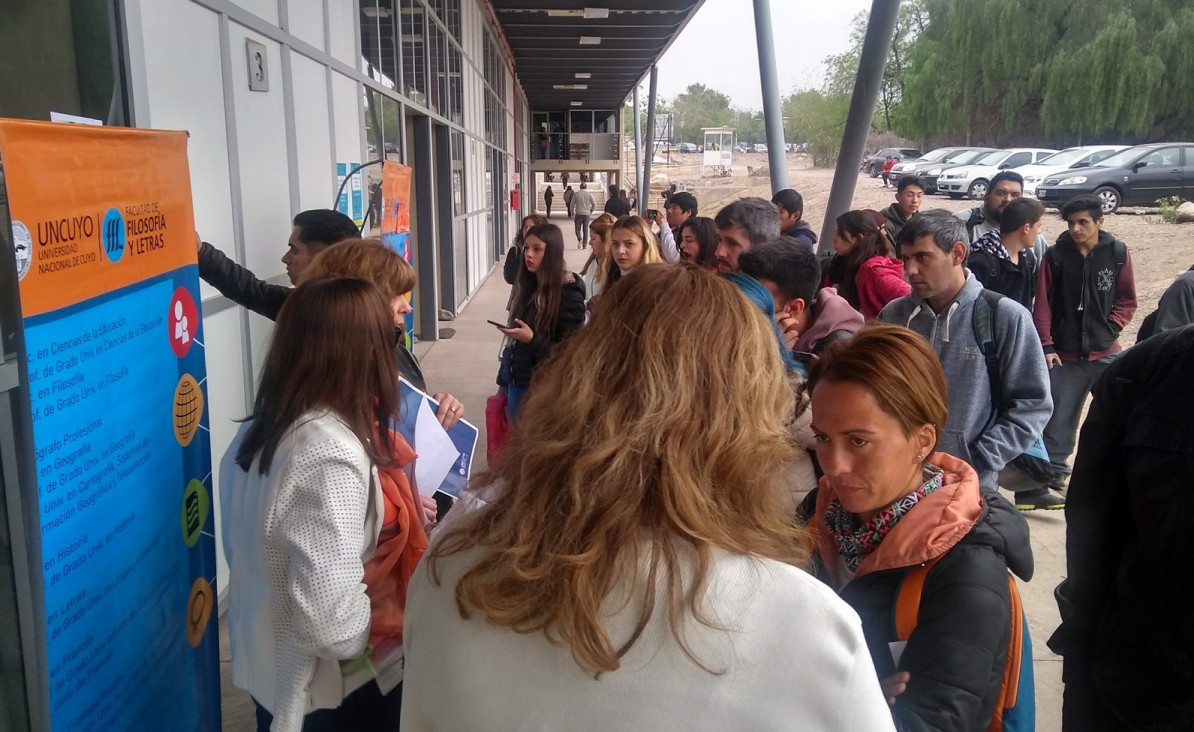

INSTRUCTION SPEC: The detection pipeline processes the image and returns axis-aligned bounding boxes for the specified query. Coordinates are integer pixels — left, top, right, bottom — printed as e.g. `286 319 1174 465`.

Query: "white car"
937 148 1058 199
1017 145 1126 197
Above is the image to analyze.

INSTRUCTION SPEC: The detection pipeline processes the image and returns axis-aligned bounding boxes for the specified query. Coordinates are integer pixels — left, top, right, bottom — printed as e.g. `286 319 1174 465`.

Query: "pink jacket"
856 256 911 320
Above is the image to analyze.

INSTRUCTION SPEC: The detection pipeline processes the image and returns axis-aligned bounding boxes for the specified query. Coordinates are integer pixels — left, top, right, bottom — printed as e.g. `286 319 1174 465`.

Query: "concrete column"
411 115 439 341
752 0 788 193
818 0 902 252
633 84 643 213
642 66 658 216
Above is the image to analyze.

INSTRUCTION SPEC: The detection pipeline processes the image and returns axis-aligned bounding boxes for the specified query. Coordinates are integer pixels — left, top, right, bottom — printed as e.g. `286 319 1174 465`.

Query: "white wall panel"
287 0 325 50
331 72 363 167
226 24 292 279
327 0 357 66
200 306 247 591
135 0 232 304
291 54 334 211
229 0 278 25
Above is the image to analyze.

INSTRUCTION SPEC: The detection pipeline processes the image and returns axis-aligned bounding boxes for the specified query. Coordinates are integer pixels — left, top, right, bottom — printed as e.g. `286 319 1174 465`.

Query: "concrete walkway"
222 213 1065 728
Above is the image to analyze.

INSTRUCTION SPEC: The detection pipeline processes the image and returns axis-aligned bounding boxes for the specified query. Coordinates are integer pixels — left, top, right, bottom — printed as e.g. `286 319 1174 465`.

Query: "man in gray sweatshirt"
879 209 1054 502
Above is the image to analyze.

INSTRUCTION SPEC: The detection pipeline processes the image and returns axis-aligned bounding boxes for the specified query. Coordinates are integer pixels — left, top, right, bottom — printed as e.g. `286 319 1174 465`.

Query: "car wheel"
967 179 988 199
1094 186 1121 214
868 165 879 178
948 193 964 200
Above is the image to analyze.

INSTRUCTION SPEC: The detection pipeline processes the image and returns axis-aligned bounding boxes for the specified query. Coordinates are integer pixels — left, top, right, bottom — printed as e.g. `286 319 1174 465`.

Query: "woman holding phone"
498 222 585 418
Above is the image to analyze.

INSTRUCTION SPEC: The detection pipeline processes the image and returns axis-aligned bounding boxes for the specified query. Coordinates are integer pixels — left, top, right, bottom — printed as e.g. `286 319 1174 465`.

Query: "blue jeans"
507 384 527 420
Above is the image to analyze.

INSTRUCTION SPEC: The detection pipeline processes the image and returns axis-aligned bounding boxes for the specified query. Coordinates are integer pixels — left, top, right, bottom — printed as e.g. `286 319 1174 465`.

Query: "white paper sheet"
412 396 459 497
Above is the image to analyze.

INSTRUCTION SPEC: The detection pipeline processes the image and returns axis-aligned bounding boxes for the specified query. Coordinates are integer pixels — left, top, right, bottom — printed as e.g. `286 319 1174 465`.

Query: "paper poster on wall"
336 161 365 227
381 161 414 347
0 119 220 731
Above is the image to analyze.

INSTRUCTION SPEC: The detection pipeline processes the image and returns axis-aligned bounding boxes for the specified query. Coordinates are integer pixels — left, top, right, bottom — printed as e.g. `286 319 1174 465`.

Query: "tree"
896 0 1194 145
784 89 849 167
669 83 734 143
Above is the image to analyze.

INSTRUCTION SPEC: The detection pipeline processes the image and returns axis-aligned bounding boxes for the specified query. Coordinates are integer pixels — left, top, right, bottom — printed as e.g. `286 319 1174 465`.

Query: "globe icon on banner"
173 374 204 447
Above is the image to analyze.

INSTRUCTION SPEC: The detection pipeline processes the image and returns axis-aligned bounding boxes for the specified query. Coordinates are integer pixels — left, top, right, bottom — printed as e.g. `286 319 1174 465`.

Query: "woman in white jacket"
220 277 402 732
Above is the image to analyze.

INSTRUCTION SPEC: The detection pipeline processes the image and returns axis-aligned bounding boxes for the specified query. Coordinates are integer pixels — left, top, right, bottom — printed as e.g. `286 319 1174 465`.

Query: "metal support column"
633 85 643 213
411 116 439 341
819 0 901 252
641 66 658 216
752 0 788 193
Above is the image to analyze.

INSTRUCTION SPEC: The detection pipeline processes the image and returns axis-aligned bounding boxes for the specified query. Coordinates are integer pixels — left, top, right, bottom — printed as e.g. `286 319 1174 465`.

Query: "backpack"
973 292 1053 482
1136 309 1160 344
894 555 1036 731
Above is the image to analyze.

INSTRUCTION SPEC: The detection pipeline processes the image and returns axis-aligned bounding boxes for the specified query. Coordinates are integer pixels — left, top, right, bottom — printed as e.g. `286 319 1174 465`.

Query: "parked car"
676 142 698 153
733 144 750 154
753 143 768 153
889 147 966 175
862 147 923 177
1019 145 1126 197
1034 142 1194 214
936 148 1058 199
915 148 998 194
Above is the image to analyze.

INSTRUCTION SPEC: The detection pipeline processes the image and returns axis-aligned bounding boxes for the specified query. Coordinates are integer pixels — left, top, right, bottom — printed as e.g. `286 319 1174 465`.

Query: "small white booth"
702 127 734 176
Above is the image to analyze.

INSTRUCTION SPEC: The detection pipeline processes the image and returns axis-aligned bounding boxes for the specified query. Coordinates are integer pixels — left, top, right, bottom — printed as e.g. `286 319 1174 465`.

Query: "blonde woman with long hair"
580 212 617 300
400 264 893 731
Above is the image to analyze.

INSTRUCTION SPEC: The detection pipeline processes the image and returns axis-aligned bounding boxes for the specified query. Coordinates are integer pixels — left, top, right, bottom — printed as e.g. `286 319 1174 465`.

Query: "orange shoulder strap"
894 555 943 641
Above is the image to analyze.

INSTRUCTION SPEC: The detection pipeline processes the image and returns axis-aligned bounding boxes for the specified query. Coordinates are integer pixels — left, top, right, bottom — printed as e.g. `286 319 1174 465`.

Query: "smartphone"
486 319 507 328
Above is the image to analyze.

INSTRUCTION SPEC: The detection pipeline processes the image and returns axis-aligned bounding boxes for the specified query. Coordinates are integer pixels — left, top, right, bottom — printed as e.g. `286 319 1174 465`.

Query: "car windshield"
917 148 957 162
975 150 1008 165
1035 148 1088 167
1093 147 1146 168
945 149 989 164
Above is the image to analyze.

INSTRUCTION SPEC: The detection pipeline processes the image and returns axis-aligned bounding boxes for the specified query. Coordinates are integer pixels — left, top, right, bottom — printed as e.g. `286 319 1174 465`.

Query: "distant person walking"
563 185 575 218
543 185 554 218
572 182 597 248
603 184 631 217
881 156 897 187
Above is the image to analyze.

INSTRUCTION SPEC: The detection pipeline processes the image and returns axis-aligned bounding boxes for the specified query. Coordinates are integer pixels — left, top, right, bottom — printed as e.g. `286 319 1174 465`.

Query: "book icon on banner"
393 377 476 499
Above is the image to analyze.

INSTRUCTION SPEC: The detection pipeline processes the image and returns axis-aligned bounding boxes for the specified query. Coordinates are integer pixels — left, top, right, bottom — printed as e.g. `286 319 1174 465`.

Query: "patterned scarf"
824 464 946 572
971 230 1009 260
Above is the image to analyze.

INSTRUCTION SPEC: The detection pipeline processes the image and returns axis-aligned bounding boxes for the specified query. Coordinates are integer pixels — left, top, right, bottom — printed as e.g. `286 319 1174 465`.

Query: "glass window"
451 130 465 216
570 111 593 133
447 44 462 125
400 0 427 106
427 20 444 114
427 0 460 40
359 1 396 89
594 110 617 133
1140 147 1182 168
1002 152 1031 168
0 0 128 125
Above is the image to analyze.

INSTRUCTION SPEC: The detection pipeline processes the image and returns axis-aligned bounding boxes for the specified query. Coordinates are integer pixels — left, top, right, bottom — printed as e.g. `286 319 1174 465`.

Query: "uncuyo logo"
11 220 32 280
101 207 126 262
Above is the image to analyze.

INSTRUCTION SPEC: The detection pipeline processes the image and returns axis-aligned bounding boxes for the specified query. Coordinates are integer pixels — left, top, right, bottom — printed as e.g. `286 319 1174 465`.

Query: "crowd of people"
196 161 1194 730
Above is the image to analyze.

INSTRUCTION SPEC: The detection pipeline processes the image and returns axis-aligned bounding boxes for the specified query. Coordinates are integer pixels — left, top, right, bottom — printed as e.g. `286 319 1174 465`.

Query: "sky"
654 0 874 109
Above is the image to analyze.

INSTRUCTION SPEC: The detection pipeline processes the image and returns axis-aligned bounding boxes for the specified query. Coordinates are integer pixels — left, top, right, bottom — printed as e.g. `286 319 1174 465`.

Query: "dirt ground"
655 153 1194 342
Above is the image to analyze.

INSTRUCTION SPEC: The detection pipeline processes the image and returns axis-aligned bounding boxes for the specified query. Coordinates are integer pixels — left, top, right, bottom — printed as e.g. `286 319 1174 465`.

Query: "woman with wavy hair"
821 210 910 319
401 264 893 731
300 237 464 428
605 214 664 289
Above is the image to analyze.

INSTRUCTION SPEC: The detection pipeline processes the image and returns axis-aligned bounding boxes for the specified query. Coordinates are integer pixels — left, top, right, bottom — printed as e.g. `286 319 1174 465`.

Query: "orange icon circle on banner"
186 577 214 647
174 374 204 447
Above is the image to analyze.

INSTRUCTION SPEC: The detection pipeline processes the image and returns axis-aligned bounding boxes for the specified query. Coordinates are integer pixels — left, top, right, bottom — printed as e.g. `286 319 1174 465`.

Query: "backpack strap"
965 207 985 241
972 290 1004 429
1113 239 1126 271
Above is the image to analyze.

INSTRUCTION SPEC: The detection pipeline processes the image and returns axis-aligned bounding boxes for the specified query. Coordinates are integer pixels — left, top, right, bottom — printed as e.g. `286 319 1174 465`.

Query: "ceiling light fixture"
546 9 583 17
553 84 589 90
575 72 591 79
570 101 583 107
583 8 610 19
579 36 601 45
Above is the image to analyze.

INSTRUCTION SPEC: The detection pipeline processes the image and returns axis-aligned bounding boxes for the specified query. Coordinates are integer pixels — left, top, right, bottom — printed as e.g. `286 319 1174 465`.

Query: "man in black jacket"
968 196 1044 309
197 208 359 320
1049 324 1194 730
602 184 631 217
1032 195 1136 492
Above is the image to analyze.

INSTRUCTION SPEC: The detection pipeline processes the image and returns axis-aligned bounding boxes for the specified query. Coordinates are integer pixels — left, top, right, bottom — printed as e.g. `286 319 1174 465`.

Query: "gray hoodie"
878 273 1052 492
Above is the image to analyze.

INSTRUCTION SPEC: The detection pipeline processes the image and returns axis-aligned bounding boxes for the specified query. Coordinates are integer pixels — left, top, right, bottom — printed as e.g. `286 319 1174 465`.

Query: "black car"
862 147 923 177
1034 142 1194 214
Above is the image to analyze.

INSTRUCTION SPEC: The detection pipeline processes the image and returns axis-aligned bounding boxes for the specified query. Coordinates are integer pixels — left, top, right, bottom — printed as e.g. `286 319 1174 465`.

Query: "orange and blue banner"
0 119 219 731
